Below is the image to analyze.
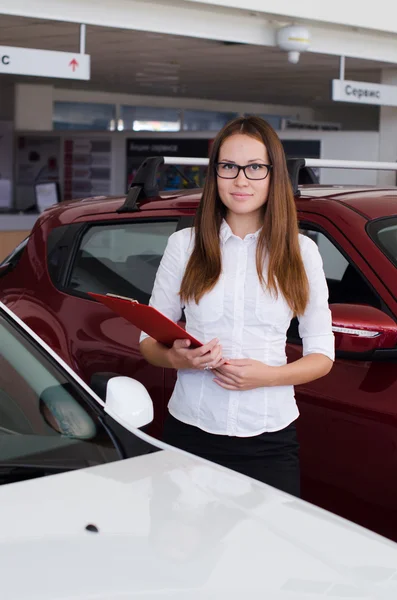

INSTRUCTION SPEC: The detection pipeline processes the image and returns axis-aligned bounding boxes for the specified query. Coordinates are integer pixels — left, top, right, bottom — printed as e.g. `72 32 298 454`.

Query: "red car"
1 157 397 542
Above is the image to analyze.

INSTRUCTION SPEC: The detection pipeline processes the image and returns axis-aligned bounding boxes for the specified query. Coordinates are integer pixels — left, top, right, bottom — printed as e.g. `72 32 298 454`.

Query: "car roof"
299 185 397 219
37 185 397 227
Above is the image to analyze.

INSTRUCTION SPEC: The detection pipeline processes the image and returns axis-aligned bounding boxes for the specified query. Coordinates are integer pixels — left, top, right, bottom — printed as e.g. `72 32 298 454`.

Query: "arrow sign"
0 45 90 80
69 58 79 72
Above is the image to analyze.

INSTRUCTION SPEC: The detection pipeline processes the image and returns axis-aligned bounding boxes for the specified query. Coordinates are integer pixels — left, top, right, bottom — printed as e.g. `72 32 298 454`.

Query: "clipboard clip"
106 293 139 304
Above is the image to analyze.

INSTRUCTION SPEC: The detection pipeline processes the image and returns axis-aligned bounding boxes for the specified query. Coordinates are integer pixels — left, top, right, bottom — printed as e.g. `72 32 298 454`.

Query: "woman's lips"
231 193 252 200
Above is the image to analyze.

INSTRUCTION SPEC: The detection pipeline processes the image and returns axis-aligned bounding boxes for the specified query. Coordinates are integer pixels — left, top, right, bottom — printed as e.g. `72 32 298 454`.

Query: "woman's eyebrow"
218 158 266 163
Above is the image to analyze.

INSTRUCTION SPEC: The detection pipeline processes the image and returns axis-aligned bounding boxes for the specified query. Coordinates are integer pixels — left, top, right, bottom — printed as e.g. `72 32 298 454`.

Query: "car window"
0 312 120 481
367 216 397 268
68 220 178 303
287 228 382 344
300 229 381 308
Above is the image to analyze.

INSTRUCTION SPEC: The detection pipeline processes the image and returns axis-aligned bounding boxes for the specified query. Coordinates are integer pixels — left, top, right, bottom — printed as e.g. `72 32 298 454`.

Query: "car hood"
0 450 397 600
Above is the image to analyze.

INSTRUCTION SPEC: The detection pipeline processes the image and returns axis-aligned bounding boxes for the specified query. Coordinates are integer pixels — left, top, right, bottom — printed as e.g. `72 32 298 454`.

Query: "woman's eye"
248 163 263 171
221 163 237 170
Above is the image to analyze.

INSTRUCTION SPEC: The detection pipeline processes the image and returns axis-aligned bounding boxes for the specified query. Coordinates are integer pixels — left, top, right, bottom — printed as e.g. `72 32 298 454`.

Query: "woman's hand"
168 338 226 371
212 359 276 391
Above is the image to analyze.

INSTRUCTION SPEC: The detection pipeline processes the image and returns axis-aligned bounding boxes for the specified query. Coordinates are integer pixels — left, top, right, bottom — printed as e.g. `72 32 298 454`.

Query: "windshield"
0 311 120 483
368 217 397 268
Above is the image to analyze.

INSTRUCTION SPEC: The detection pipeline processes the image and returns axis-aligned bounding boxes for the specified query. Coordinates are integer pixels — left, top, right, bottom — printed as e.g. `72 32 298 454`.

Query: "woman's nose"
235 168 249 184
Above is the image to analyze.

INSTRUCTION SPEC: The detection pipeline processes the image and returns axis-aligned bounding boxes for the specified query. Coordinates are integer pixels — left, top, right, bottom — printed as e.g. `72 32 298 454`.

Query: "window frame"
0 307 162 462
0 309 120 449
367 216 397 270
287 221 388 347
47 217 187 302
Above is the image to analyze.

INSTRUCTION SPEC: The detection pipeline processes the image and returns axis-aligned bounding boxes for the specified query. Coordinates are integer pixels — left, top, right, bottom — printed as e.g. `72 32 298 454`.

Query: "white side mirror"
104 376 153 431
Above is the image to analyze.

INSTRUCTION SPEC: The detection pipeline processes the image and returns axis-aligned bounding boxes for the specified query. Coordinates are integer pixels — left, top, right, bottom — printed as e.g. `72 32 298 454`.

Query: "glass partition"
121 106 181 132
53 102 116 131
183 109 238 132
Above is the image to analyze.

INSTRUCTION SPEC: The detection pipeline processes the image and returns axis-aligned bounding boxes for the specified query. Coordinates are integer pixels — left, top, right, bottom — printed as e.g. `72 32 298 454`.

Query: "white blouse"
140 220 334 437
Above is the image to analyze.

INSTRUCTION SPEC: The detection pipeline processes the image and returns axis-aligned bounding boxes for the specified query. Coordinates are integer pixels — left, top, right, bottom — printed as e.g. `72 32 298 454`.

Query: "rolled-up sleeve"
139 230 185 343
298 236 335 361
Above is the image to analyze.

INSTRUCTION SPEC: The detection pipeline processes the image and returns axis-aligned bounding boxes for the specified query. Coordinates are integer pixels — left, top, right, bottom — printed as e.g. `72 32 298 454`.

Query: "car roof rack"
118 156 397 212
117 156 201 213
165 157 397 195
117 156 165 213
294 158 397 196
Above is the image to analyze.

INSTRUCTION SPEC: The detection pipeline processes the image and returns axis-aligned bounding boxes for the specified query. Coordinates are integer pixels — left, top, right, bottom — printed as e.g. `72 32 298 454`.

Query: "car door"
48 215 187 440
288 214 397 542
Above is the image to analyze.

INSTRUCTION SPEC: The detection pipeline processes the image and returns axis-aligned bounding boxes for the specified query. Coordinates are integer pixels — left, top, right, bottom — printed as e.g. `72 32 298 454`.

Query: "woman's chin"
228 202 261 215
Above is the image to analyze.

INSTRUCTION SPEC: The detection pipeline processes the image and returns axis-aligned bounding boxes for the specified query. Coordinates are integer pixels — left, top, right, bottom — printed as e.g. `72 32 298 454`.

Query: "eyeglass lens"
216 163 270 180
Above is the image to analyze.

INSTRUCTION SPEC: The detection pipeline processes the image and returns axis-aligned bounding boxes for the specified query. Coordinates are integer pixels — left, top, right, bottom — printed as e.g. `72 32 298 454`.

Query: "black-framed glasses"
215 162 272 180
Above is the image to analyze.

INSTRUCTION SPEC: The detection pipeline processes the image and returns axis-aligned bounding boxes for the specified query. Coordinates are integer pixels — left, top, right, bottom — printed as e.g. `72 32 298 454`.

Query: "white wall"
377 69 397 186
320 132 380 185
280 130 380 185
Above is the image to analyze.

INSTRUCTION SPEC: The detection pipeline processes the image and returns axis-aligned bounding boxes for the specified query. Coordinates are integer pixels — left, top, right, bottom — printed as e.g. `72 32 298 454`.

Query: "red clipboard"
88 292 202 349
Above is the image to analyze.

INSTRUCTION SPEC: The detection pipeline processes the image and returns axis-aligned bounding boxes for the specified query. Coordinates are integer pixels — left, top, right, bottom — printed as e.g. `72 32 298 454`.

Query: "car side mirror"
330 304 397 354
104 376 154 431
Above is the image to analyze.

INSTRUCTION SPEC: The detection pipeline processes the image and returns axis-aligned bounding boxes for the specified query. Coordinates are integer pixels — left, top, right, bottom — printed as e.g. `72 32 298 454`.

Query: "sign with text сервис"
332 79 397 107
0 46 90 80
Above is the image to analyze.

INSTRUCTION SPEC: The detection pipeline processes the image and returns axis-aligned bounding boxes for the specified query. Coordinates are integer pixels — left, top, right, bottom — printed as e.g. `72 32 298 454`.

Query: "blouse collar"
219 219 262 244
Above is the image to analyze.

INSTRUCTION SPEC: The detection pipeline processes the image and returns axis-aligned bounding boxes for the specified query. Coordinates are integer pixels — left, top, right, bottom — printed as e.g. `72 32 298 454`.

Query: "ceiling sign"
0 45 90 80
332 79 397 107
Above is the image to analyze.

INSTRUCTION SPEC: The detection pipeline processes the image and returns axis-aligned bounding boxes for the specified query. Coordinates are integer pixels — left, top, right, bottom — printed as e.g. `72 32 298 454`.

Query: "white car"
1 300 397 599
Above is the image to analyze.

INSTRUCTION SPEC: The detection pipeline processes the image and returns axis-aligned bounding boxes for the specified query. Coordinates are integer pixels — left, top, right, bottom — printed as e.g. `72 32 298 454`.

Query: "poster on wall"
0 121 14 209
63 138 112 200
126 138 211 192
15 136 61 211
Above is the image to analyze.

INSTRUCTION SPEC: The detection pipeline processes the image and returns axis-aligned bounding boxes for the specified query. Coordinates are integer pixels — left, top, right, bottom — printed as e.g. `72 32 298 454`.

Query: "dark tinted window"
68 221 178 303
287 228 381 343
367 217 397 268
300 229 381 308
0 312 119 482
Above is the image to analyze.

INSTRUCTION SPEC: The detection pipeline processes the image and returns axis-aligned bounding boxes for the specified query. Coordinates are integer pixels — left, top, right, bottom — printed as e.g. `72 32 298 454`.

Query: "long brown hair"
179 116 309 316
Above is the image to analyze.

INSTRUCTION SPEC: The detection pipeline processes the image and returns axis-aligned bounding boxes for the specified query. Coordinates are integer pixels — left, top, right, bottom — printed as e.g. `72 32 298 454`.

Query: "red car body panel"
1 185 397 540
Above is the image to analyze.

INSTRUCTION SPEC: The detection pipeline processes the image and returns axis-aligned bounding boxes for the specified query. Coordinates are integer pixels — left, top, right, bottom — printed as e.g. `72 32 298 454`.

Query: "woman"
140 116 334 497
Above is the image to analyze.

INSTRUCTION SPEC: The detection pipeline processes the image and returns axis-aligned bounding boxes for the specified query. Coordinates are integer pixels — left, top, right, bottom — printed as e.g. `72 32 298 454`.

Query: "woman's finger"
193 338 219 358
212 356 227 369
195 344 222 369
214 364 240 382
208 345 223 365
213 370 239 386
213 379 239 390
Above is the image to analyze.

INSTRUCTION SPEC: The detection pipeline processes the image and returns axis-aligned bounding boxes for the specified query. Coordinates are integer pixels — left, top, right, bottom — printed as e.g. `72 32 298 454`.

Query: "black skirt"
163 413 300 498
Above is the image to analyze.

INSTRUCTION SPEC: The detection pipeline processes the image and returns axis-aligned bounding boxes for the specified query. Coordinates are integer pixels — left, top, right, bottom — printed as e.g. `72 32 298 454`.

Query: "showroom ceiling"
0 14 392 108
